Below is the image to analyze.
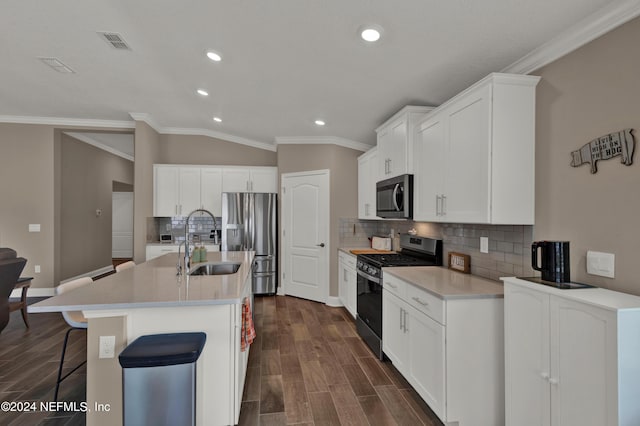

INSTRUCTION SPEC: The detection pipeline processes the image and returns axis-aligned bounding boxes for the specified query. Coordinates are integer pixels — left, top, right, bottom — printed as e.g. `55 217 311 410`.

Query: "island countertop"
29 251 255 313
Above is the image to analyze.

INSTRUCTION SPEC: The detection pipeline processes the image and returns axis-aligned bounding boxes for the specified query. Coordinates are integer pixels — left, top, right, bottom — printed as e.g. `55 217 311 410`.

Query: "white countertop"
29 251 254 313
502 276 640 311
383 266 504 299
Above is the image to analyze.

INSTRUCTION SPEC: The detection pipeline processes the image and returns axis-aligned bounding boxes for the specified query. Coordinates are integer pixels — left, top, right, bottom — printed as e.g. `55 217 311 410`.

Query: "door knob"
316 243 325 247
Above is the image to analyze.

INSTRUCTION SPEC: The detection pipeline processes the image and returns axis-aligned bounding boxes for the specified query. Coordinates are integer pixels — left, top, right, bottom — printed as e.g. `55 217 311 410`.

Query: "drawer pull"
412 296 429 306
386 282 397 289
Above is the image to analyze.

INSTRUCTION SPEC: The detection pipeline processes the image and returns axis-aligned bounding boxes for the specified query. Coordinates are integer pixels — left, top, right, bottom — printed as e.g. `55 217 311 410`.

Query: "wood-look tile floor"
0 304 87 425
240 296 444 426
0 295 444 425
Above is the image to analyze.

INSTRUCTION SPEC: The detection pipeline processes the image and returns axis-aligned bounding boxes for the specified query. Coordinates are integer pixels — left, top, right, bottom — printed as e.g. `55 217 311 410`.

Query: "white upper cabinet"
178 167 202 215
249 167 278 193
357 147 379 219
154 165 180 216
200 167 223 217
222 167 277 193
153 165 201 216
376 106 433 180
413 73 540 224
154 165 275 217
221 168 251 192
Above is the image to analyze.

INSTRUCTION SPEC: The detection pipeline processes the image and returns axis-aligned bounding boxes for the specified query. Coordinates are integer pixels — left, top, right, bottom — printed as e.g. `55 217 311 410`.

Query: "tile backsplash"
339 218 536 282
147 216 221 243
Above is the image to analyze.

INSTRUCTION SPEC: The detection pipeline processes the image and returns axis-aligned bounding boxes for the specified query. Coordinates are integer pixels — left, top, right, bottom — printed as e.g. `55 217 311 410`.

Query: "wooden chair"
0 248 27 334
54 276 92 402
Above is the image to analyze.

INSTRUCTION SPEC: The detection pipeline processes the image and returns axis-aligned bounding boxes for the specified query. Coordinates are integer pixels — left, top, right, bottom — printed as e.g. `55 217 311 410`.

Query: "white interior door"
281 170 329 303
112 192 134 258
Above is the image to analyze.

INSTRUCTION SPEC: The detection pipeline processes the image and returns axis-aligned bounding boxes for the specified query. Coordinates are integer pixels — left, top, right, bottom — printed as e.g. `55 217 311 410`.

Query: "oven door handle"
357 269 380 284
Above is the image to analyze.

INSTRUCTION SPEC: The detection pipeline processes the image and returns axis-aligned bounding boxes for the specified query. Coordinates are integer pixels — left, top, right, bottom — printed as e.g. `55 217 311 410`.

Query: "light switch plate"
587 251 615 278
480 237 489 253
35 265 41 273
99 336 116 359
28 224 41 232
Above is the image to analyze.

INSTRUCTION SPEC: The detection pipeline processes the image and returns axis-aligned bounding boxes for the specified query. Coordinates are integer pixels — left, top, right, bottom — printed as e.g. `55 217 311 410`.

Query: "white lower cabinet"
338 251 357 318
382 272 503 426
504 277 640 426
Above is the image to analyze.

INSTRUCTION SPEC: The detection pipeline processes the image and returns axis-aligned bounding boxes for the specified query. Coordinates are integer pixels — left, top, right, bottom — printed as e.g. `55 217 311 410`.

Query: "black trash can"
118 332 206 426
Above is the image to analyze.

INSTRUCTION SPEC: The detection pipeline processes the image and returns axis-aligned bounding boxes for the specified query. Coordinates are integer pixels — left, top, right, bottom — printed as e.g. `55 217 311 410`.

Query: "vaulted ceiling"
0 0 630 149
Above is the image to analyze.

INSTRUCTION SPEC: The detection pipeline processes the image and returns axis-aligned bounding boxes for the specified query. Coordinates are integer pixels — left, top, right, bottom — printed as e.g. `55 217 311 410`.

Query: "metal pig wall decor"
570 128 635 173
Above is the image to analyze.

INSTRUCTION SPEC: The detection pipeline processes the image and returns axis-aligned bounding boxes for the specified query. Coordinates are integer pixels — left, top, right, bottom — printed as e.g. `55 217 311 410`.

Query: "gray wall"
133 121 161 263
60 133 134 280
0 123 55 289
277 144 361 298
533 16 640 295
158 134 277 166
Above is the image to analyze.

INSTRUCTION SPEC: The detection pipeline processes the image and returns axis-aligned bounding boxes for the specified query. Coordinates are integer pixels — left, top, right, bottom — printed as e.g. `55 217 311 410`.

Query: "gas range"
355 234 443 360
357 235 443 271
357 252 440 268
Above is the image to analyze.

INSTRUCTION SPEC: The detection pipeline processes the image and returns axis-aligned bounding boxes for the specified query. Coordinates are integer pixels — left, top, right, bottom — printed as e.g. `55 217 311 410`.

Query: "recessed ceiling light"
315 120 325 126
206 51 222 62
213 117 222 123
197 89 209 96
360 26 382 42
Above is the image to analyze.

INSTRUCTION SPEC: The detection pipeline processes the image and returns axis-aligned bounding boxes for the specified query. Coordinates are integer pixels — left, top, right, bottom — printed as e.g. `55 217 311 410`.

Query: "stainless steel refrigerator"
221 192 277 294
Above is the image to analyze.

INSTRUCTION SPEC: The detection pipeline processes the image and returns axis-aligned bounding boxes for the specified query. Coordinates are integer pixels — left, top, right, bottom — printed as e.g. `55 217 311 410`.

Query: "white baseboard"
326 296 343 308
11 265 114 298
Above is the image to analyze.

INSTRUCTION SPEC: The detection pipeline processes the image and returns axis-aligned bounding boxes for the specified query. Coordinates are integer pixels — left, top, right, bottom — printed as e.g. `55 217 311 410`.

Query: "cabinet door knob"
548 377 559 386
540 372 550 380
316 243 325 248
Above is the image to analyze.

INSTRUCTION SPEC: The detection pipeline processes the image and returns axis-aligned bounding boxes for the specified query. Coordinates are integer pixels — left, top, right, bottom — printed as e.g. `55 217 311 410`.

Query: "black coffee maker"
531 241 571 283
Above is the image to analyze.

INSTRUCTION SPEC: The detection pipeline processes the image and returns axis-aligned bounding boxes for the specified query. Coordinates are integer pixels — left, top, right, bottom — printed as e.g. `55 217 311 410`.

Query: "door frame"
280 169 330 303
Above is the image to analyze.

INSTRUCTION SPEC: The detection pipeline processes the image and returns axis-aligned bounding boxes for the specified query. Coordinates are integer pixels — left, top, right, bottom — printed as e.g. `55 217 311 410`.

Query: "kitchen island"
29 251 255 426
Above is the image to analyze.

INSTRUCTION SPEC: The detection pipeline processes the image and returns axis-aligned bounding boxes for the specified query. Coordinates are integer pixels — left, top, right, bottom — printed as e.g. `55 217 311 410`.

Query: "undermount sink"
189 262 241 276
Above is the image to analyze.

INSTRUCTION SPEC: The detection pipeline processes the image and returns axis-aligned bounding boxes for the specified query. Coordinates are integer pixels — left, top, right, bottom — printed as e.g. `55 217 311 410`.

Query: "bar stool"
115 261 135 272
54 276 92 402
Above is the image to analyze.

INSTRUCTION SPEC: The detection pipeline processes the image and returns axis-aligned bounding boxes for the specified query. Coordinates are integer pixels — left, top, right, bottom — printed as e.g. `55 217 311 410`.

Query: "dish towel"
241 297 256 352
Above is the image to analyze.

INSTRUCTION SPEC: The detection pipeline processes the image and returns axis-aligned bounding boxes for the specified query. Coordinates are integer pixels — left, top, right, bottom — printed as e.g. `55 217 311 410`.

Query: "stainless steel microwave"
376 174 413 219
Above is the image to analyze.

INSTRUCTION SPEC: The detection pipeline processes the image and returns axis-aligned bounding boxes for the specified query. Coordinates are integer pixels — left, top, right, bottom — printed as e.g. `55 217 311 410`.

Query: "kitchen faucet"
178 208 217 275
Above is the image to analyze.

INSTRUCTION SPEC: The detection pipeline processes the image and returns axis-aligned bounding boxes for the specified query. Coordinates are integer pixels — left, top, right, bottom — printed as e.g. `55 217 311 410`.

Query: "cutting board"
349 249 394 255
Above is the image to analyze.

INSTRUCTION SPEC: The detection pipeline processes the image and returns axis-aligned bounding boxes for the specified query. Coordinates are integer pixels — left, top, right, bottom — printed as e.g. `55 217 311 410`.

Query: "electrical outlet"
480 237 489 253
587 251 615 278
99 336 116 359
35 265 41 273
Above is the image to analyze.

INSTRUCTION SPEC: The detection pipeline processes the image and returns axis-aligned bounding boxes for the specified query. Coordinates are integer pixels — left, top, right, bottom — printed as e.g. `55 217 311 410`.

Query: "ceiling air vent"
98 32 131 50
38 57 76 73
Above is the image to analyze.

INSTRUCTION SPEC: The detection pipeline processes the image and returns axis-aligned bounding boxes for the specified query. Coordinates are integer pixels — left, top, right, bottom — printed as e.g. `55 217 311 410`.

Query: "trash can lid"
118 332 207 368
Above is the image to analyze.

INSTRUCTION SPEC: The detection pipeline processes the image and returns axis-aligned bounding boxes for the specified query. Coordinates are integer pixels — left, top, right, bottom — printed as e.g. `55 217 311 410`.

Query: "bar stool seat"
54 276 92 402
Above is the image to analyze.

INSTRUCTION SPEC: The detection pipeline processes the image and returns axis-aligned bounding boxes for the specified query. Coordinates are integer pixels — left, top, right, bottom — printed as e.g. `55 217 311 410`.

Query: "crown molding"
128 112 162 133
129 112 276 152
502 0 640 74
63 131 134 162
275 136 371 152
0 115 135 129
162 127 277 152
